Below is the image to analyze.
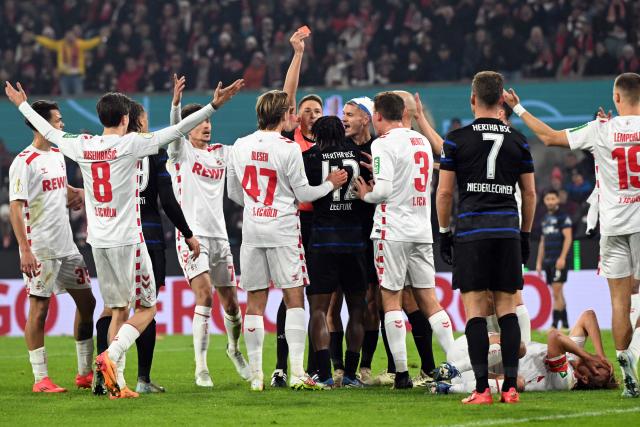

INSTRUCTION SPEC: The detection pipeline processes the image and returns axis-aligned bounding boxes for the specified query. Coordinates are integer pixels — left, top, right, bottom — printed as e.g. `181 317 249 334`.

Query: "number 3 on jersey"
91 162 113 202
414 151 430 192
242 165 277 205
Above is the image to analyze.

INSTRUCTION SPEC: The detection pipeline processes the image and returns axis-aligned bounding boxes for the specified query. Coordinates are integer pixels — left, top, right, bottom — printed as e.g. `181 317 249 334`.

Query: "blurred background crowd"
0 0 623 252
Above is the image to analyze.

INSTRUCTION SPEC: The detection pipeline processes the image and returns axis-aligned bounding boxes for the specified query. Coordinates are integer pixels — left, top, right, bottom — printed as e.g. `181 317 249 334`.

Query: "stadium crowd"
0 0 639 96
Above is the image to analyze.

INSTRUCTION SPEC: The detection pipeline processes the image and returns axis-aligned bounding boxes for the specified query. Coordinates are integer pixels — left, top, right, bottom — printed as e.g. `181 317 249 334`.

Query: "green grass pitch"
0 331 638 426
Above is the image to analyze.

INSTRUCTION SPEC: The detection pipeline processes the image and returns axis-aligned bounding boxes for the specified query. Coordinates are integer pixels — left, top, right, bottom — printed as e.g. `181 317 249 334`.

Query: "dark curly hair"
126 101 145 133
311 116 345 150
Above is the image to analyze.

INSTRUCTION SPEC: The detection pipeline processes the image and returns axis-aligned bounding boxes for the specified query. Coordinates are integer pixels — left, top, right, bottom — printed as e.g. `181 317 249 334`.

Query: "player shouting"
9 100 95 393
227 90 347 391
504 72 640 397
169 75 249 387
5 79 243 399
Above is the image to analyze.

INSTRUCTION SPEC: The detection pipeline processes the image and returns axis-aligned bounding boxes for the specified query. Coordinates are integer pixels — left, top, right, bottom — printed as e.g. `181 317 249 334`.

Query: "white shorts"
177 235 235 286
93 243 156 308
239 244 307 292
373 240 435 291
599 233 640 279
24 252 91 298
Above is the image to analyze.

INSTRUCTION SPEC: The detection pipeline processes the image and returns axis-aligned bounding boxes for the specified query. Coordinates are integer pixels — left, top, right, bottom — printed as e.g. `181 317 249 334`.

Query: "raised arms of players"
503 88 570 147
413 92 444 154
282 29 310 113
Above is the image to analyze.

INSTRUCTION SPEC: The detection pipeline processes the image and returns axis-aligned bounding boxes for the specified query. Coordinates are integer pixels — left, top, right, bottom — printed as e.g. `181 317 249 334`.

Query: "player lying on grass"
9 100 95 393
503 72 640 398
169 75 250 387
5 79 243 399
430 310 616 394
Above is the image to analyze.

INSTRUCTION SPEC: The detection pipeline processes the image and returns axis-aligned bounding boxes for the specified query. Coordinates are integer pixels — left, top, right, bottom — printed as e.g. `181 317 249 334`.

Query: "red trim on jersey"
51 147 60 152
381 217 386 225
25 152 40 165
26 226 31 233
136 248 141 257
381 230 386 240
135 262 141 270
381 204 386 212
207 144 223 152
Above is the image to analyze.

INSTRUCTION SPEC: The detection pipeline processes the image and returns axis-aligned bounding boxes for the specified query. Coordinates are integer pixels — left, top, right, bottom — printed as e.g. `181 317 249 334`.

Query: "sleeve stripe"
25 153 40 165
444 140 457 148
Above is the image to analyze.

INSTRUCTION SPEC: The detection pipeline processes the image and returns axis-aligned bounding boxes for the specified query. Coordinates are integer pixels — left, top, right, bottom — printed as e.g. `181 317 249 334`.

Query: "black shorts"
452 238 523 293
147 247 166 291
306 252 368 296
299 210 313 252
365 240 377 285
543 263 568 285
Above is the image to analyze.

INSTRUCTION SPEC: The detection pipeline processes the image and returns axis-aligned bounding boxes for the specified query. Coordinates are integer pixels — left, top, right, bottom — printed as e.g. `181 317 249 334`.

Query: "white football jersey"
519 342 577 391
566 116 640 236
8 145 77 259
54 132 160 248
228 130 310 247
370 127 434 243
168 138 229 240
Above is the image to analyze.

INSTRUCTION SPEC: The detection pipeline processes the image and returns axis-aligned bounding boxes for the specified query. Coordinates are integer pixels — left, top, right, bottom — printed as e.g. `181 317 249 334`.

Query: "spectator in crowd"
565 172 594 205
585 42 618 76
618 44 639 73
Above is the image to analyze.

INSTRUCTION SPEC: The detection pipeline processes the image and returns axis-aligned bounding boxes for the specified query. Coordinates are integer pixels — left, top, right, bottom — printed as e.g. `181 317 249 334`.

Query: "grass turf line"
0 331 637 426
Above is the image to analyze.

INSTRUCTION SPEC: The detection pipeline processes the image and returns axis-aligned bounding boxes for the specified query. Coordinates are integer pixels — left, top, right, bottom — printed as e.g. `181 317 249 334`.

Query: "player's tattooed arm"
413 92 443 153
503 88 569 147
9 200 39 278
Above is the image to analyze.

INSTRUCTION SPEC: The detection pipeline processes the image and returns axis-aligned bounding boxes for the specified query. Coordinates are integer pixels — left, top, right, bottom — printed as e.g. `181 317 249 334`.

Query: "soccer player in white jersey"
354 92 454 389
226 90 347 391
5 79 243 399
168 75 249 386
8 100 95 393
504 72 640 397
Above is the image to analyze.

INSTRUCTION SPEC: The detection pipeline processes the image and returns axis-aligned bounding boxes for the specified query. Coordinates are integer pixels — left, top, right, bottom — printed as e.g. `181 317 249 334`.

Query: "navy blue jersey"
541 209 572 264
303 140 370 253
441 118 534 242
139 149 192 249
349 136 377 240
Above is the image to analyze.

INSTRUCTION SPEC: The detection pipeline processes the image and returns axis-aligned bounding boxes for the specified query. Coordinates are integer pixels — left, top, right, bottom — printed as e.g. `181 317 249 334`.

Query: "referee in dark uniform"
94 102 199 394
436 71 536 404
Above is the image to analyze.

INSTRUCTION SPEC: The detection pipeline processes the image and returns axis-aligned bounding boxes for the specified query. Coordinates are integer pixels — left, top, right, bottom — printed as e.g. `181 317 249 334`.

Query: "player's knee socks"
628 327 640 362
28 346 48 383
486 314 500 334
223 311 242 352
116 353 126 387
498 313 521 391
107 323 140 363
552 310 560 328
315 349 331 382
631 294 640 327
561 309 569 328
384 311 408 373
344 350 360 379
329 330 345 371
285 308 307 377
407 310 435 373
135 319 156 382
275 300 288 372
75 337 94 376
515 304 531 344
244 315 264 379
192 305 211 373
360 330 379 369
379 310 396 373
96 316 111 354
465 317 489 392
429 310 454 359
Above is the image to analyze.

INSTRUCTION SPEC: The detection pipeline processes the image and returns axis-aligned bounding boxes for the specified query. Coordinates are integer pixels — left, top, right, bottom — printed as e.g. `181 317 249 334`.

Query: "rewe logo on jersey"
192 162 223 179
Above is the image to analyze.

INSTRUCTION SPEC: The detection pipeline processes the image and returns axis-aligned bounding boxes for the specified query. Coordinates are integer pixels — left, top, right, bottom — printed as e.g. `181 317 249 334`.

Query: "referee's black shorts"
306 252 368 296
452 238 522 293
543 262 569 285
147 247 166 293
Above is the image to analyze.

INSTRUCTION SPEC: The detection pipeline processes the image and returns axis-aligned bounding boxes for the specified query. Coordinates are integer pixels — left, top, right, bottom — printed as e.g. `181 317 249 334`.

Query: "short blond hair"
256 90 290 130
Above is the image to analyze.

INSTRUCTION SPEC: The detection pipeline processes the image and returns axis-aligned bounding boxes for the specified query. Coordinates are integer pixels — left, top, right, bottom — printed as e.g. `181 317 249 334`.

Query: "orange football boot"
500 387 520 403
75 371 93 389
32 377 67 393
95 351 120 398
461 388 493 405
109 386 139 400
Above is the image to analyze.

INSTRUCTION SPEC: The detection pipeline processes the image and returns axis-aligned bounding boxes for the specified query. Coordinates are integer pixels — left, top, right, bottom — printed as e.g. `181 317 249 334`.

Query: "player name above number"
321 151 356 160
466 182 514 194
471 123 511 133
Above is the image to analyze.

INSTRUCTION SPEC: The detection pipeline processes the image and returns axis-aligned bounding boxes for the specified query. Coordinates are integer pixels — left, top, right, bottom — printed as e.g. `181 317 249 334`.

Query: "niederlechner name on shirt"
466 182 514 194
471 124 511 133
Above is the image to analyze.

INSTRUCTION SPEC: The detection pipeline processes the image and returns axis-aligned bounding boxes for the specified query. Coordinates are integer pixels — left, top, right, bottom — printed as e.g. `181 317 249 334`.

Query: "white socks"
107 323 140 362
244 315 264 380
224 311 242 352
429 310 455 358
193 305 211 374
516 305 531 344
285 308 307 378
28 347 48 383
629 327 640 362
487 343 503 369
384 310 408 373
116 354 126 387
631 294 640 328
75 338 93 376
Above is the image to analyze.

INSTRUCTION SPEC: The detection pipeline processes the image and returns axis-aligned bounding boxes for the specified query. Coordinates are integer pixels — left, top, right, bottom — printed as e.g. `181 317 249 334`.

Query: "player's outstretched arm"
414 92 444 153
170 74 186 125
503 89 570 147
283 29 309 113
